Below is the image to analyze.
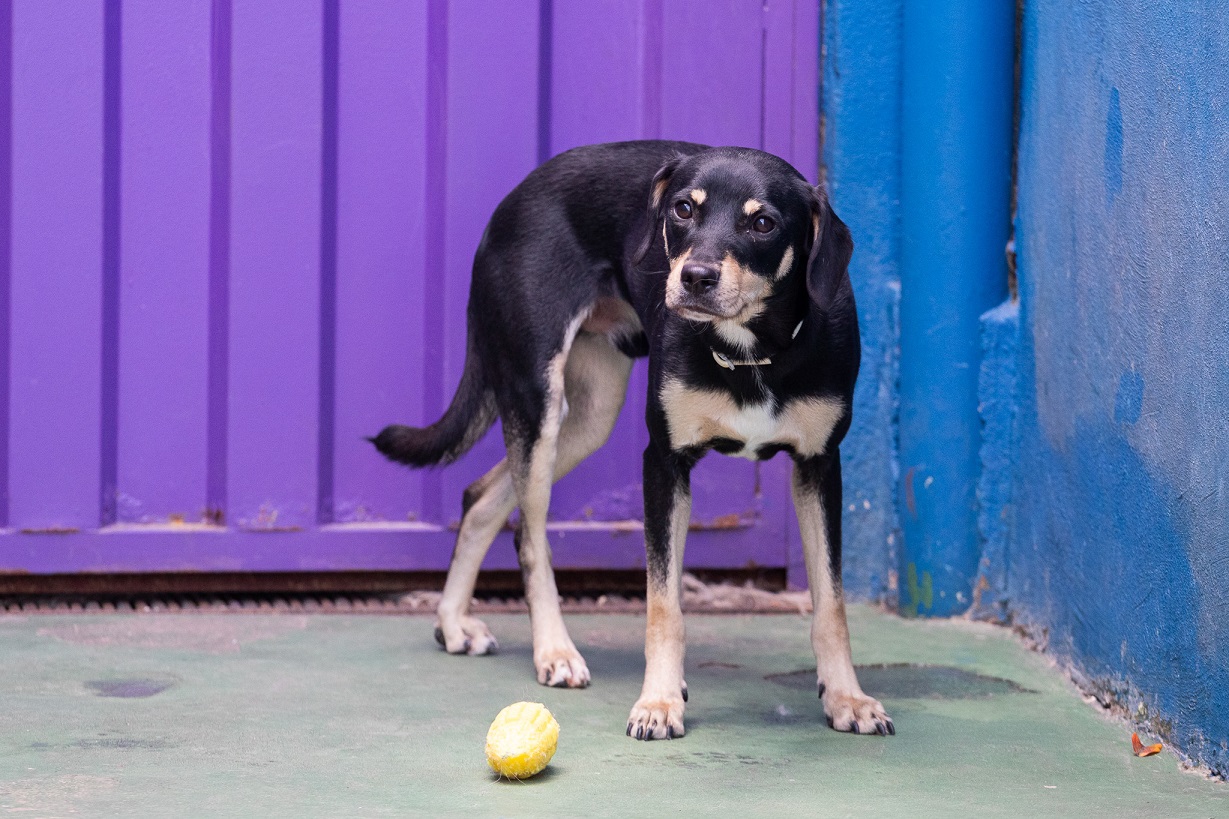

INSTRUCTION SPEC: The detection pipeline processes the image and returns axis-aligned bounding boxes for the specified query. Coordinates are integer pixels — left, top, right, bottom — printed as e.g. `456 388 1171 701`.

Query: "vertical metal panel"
332 0 430 524
0 0 11 528
658 0 768 529
226 0 322 530
763 0 798 164
660 0 764 148
8 0 105 530
436 0 540 531
789 0 820 181
550 0 646 153
116 0 213 523
764 0 820 181
316 0 338 524
100 0 120 525
206 0 231 524
547 0 652 525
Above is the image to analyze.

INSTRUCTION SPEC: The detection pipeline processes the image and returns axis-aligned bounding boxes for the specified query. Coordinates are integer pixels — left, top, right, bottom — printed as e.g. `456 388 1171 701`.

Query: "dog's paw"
626 696 685 740
820 685 894 736
534 646 590 688
433 616 499 656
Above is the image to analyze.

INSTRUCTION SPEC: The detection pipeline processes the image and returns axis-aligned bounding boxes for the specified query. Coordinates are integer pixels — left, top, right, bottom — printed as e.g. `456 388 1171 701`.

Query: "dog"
372 140 894 740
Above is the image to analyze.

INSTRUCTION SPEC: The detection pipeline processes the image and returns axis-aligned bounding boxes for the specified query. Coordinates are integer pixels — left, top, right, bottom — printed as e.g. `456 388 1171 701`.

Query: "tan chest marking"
660 379 845 459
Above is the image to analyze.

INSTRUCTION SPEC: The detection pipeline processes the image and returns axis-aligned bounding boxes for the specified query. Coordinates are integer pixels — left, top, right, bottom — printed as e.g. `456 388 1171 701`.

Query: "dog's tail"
369 330 497 468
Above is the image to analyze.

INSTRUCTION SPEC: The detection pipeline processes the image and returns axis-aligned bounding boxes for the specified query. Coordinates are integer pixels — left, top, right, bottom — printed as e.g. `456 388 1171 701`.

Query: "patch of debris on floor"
405 573 812 615
0 574 813 616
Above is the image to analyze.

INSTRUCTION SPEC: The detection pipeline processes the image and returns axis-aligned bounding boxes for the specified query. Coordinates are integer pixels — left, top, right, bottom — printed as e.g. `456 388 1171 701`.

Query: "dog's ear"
632 155 684 267
806 186 854 311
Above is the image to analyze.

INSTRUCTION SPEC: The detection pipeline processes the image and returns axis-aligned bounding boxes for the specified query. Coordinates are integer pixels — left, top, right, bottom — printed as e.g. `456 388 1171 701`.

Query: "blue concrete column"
898 2 1014 616
816 0 904 601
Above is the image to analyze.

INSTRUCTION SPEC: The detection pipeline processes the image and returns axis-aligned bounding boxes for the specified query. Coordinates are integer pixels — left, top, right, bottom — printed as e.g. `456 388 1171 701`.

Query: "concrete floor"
0 606 1224 817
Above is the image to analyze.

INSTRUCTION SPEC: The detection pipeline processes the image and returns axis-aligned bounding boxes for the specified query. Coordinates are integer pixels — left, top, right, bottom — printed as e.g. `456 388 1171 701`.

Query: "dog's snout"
680 262 720 295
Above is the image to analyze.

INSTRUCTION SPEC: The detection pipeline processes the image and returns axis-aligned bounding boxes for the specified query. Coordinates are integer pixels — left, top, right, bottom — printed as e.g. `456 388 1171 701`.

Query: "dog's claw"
817 682 826 699
681 685 688 703
435 616 499 655
535 647 590 689
822 690 894 736
626 696 686 741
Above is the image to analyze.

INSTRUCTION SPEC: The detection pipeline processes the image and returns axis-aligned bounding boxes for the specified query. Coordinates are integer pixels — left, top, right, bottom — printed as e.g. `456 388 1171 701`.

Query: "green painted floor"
1 607 1224 817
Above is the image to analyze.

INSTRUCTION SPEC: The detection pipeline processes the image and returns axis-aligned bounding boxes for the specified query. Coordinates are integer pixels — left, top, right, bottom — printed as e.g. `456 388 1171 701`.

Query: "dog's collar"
710 319 804 370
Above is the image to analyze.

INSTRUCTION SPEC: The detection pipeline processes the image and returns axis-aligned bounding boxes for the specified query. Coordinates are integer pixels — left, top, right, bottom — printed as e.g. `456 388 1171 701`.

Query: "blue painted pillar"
898 2 1014 616
817 0 904 600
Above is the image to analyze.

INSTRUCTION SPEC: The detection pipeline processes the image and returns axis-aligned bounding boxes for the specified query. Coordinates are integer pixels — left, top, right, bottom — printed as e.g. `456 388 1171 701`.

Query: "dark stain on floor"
765 664 1037 699
85 678 176 698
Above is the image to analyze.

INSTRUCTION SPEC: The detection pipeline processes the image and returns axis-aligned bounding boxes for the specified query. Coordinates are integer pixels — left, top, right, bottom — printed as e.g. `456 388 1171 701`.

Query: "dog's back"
371 140 701 468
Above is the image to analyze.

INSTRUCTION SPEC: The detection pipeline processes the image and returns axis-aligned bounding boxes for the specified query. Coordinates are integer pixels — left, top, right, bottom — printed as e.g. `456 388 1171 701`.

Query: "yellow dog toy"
485 702 559 779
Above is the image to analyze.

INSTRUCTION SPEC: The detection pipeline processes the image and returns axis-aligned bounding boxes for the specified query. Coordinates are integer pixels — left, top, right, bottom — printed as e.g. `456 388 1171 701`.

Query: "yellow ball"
485 702 559 779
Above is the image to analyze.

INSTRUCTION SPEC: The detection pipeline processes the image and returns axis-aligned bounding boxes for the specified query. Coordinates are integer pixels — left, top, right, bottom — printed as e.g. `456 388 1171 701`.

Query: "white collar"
710 319 804 370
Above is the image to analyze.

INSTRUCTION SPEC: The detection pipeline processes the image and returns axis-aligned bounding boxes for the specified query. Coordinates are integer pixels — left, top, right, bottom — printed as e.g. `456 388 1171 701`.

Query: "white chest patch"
659 378 845 459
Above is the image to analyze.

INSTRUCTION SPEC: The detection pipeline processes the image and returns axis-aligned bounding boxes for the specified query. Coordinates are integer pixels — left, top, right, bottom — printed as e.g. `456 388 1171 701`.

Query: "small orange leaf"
1131 732 1163 757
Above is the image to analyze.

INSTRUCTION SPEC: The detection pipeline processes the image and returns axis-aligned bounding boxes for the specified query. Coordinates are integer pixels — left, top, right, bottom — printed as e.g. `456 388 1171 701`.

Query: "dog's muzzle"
670 261 733 319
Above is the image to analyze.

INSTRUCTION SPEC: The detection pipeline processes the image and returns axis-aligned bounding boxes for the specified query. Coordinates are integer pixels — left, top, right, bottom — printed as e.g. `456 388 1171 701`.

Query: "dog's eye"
673 200 693 220
752 215 776 234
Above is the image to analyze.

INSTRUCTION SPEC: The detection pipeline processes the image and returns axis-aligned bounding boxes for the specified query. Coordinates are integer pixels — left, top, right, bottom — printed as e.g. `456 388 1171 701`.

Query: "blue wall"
1008 0 1229 777
825 0 1229 778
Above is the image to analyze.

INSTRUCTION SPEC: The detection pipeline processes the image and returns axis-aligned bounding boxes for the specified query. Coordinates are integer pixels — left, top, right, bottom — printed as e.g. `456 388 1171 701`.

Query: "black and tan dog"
372 140 893 740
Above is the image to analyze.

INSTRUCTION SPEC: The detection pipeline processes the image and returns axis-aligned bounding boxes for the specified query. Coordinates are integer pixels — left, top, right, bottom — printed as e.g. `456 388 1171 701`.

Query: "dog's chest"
659 378 844 459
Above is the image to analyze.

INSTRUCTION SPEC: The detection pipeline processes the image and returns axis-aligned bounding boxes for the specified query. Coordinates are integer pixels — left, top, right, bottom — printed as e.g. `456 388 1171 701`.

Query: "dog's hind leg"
554 332 634 480
435 331 633 664
505 320 628 688
436 459 515 655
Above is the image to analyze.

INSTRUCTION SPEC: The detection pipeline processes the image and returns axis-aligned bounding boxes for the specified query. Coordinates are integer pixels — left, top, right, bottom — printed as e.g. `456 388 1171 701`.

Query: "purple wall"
0 0 819 575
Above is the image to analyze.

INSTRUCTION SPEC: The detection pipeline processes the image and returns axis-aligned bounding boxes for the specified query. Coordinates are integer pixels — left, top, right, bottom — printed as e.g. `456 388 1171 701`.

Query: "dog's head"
635 148 852 339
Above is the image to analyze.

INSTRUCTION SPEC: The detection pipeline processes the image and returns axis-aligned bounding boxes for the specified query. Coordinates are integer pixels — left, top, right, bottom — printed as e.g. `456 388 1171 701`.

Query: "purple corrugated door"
0 0 819 575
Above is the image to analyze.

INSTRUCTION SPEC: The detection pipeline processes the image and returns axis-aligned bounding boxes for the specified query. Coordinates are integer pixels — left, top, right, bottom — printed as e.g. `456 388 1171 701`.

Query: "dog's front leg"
793 452 895 736
627 441 691 740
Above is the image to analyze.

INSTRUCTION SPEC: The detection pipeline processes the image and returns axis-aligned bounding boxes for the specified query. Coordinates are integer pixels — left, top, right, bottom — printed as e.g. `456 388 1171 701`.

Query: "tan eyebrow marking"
690 188 707 205
743 198 764 215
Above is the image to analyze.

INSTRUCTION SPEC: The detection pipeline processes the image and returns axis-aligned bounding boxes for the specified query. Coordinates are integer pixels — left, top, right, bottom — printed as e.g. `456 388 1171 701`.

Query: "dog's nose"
680 262 720 295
